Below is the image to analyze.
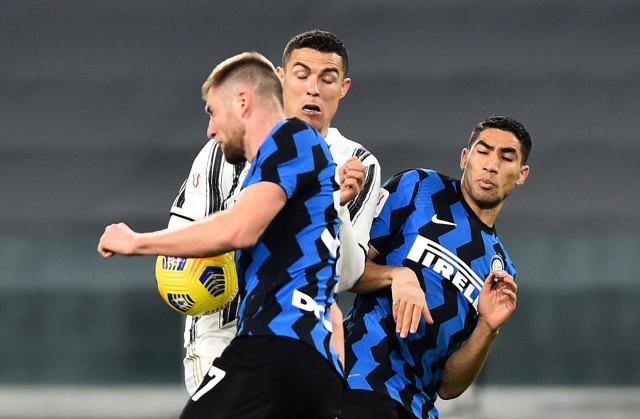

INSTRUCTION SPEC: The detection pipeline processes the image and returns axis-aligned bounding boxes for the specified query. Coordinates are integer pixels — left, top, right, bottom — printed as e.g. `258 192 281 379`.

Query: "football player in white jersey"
169 29 382 395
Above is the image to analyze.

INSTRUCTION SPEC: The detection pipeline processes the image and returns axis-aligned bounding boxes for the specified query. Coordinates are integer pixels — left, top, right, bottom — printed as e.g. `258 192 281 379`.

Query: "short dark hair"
282 29 349 76
202 51 283 108
469 116 532 164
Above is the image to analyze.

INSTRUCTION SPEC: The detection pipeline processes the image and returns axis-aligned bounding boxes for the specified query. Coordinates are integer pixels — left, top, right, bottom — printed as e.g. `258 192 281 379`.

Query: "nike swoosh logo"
431 214 457 227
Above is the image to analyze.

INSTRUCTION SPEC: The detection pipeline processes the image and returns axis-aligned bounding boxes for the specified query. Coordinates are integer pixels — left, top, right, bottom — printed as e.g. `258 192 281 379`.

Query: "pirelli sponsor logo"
407 236 483 310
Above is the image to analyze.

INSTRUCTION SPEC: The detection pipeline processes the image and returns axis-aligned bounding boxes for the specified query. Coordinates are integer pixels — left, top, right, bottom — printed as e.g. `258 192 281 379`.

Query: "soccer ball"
155 252 239 316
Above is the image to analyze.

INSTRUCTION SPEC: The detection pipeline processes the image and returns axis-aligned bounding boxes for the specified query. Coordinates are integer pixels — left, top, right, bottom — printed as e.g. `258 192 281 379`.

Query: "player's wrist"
133 232 154 255
476 318 500 336
391 267 417 284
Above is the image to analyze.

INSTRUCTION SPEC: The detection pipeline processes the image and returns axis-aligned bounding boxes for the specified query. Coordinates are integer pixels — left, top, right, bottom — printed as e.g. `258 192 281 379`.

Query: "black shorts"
180 335 345 419
339 389 413 419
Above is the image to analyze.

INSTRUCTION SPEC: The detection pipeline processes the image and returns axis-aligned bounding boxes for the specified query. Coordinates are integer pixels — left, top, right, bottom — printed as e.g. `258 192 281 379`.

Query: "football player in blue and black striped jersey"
340 116 532 419
99 51 346 419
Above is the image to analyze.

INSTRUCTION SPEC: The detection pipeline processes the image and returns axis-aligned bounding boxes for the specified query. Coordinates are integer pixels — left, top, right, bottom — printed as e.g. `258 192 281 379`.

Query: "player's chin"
474 194 502 210
298 113 323 129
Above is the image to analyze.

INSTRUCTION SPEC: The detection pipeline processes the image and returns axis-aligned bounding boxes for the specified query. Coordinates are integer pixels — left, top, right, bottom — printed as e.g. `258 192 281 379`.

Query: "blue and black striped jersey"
236 118 342 374
344 168 516 418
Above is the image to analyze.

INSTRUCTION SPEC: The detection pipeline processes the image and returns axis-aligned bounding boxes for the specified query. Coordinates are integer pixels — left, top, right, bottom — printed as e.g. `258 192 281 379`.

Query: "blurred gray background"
1 0 639 417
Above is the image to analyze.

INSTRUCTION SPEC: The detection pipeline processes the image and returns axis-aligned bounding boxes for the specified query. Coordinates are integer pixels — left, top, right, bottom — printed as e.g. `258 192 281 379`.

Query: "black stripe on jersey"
207 146 225 215
343 145 376 223
189 316 199 343
255 118 306 184
353 147 372 162
418 173 459 239
382 170 428 250
168 212 196 223
348 162 378 223
173 179 188 209
223 162 246 210
220 293 240 326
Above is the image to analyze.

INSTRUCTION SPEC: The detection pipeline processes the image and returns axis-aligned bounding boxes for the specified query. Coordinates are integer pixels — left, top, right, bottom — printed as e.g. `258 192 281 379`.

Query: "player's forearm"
140 183 280 257
338 161 380 292
438 320 498 399
350 259 401 293
335 206 366 293
136 213 239 258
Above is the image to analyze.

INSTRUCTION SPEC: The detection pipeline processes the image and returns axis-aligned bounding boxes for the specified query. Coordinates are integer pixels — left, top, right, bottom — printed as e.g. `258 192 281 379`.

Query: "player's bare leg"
329 302 345 368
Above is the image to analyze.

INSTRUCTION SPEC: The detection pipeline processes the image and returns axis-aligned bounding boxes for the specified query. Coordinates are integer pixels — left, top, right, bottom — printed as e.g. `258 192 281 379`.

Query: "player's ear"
276 66 285 83
340 78 351 98
516 164 530 185
236 89 252 117
460 148 469 170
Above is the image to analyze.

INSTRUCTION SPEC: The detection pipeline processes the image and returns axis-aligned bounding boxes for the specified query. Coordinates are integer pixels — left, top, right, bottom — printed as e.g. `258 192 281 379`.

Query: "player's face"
277 48 351 137
204 88 246 164
460 128 529 210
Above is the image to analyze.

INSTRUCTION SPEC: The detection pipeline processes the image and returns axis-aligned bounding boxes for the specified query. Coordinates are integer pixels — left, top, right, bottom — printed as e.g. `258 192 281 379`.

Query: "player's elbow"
228 230 259 249
227 223 262 249
437 386 463 400
438 379 471 400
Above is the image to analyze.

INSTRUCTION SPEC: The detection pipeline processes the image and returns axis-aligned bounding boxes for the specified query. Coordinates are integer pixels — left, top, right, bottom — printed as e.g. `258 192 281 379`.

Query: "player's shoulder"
390 168 432 182
190 139 219 163
407 168 455 183
282 117 322 137
326 127 364 149
326 127 379 166
386 168 456 191
273 118 324 149
188 139 224 171
196 139 220 155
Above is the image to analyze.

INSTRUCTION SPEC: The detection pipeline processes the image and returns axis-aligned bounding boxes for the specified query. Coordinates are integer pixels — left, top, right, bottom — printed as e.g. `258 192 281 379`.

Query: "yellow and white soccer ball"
155 252 239 316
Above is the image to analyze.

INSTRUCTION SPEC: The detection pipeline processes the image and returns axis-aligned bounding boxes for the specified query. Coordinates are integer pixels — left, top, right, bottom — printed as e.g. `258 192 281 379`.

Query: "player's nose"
306 75 320 96
484 154 499 173
207 119 217 139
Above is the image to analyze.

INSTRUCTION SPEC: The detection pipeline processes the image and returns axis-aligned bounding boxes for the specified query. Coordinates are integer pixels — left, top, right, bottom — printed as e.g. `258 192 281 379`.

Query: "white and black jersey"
169 139 247 223
324 128 382 292
167 140 248 395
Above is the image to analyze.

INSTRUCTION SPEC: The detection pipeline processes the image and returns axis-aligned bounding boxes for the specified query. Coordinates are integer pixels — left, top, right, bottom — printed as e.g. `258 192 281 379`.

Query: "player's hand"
391 267 433 338
97 222 138 258
338 157 365 205
477 270 517 334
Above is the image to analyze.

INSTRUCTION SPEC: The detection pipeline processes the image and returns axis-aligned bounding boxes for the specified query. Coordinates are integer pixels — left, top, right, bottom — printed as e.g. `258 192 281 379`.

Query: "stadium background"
1 0 639 417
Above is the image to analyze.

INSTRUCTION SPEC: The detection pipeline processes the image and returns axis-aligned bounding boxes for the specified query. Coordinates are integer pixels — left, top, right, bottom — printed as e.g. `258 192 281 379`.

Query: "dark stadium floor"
0 385 638 418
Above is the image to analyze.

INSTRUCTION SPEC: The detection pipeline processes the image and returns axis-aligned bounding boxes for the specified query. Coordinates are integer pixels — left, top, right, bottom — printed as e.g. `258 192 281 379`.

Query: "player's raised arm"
97 181 286 259
438 271 517 399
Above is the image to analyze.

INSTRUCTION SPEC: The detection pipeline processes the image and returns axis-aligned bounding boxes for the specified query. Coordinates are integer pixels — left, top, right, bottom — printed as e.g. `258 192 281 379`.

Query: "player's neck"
475 207 499 228
461 188 503 228
318 125 330 138
244 110 285 162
